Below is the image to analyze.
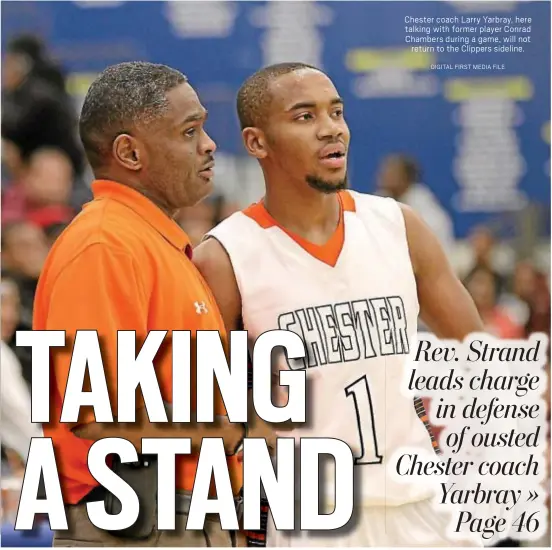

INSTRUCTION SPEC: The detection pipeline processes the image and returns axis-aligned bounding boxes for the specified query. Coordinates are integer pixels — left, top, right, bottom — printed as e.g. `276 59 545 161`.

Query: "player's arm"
44 243 243 454
193 237 291 452
401 204 484 339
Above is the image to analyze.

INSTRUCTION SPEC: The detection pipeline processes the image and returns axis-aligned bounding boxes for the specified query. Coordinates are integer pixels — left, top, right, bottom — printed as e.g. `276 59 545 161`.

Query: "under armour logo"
194 301 208 314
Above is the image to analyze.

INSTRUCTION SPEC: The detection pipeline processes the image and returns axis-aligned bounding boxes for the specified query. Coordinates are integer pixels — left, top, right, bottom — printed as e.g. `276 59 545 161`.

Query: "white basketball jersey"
208 190 437 507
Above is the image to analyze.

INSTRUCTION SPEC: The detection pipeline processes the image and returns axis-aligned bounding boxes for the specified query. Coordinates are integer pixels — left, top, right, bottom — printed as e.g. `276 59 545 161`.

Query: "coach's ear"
113 133 143 171
242 127 267 160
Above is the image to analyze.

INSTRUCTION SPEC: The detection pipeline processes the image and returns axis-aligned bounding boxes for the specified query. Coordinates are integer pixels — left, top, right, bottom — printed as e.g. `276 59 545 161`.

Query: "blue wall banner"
2 1 549 237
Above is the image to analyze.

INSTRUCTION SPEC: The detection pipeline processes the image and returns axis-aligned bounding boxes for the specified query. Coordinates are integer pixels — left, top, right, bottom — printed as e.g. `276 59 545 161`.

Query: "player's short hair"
236 62 321 130
79 61 187 171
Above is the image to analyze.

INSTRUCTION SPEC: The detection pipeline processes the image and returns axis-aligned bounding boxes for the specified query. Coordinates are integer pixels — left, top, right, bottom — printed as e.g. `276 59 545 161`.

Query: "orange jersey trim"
243 190 356 268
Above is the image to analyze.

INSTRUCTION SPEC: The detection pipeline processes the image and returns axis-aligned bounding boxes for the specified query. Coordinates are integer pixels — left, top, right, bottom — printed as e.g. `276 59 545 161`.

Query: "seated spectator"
2 222 50 388
1 275 42 463
23 147 76 227
499 260 536 328
465 266 523 339
524 269 551 338
376 154 455 255
1 221 49 335
463 226 506 296
5 34 67 97
2 35 85 179
513 260 538 302
1 275 42 527
499 261 551 338
2 147 75 234
1 277 21 356
1 138 26 185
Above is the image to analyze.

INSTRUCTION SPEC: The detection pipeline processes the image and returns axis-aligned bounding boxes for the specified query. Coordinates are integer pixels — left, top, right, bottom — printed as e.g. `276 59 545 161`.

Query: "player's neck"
263 181 341 243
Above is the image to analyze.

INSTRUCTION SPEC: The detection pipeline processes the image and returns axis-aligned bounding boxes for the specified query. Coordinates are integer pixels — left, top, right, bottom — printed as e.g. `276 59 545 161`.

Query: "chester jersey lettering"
278 296 409 370
207 190 436 507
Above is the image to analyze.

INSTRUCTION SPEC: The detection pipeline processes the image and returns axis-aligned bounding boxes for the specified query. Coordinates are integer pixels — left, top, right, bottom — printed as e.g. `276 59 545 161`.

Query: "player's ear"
113 133 143 171
242 127 267 160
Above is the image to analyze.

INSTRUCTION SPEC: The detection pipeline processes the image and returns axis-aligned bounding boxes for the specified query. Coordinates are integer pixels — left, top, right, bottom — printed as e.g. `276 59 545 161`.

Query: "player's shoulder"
200 201 266 263
215 200 275 232
345 190 405 225
207 200 273 245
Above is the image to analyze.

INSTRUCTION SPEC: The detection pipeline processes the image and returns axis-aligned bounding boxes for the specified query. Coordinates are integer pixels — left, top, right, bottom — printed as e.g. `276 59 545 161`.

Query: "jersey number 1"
345 375 383 465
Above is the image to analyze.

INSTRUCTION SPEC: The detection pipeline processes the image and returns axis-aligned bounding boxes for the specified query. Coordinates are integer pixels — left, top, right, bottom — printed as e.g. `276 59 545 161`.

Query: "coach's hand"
216 415 247 456
248 419 278 454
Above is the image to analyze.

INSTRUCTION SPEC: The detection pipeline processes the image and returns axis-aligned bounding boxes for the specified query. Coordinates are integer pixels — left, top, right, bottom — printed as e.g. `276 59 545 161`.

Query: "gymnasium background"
1 1 550 547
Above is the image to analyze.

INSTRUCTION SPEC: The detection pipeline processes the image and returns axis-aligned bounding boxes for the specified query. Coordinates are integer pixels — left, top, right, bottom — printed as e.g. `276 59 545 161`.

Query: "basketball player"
193 63 484 547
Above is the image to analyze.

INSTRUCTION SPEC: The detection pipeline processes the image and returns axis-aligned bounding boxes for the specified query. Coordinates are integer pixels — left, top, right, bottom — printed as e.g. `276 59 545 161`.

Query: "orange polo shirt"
34 180 242 504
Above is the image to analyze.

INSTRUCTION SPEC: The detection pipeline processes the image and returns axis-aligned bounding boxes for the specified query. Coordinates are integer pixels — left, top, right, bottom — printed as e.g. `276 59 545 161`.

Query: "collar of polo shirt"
92 180 192 256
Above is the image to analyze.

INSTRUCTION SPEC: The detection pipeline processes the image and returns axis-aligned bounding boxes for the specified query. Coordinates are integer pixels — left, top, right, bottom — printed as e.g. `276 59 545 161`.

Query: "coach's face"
260 69 350 192
142 82 217 210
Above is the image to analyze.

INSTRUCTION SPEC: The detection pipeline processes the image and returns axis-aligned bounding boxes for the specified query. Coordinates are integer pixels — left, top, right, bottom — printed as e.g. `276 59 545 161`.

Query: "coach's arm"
400 204 484 339
44 243 243 454
73 408 243 453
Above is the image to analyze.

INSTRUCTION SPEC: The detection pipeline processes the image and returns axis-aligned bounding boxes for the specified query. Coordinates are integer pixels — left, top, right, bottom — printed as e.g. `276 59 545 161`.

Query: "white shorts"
267 498 482 547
